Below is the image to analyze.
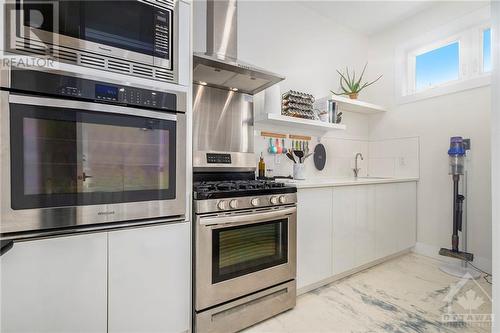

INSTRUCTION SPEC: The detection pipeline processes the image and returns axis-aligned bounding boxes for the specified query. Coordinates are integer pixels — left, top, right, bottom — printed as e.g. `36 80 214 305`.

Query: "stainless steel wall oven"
0 67 186 236
6 0 179 82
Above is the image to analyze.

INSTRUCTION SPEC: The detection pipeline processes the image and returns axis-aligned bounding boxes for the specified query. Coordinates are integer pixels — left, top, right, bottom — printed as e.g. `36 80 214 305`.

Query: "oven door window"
10 104 176 209
212 219 288 283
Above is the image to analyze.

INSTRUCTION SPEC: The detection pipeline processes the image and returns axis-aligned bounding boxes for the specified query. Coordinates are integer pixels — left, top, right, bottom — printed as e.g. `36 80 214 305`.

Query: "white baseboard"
297 245 492 297
412 242 492 275
297 248 412 296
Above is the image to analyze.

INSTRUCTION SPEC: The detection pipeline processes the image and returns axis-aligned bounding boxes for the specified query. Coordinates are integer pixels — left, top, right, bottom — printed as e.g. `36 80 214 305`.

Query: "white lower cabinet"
395 182 417 251
374 182 417 259
0 233 108 333
296 188 333 289
353 185 377 267
0 222 191 333
108 222 190 333
297 181 417 290
331 185 377 275
374 183 399 257
331 186 358 274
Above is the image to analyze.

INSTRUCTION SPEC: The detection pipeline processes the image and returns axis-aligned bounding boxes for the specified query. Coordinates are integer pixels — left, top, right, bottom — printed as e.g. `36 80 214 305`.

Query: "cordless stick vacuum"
439 137 480 278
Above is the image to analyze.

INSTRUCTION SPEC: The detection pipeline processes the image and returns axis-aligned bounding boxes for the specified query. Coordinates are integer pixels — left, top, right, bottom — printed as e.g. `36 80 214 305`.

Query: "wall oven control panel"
10 69 178 112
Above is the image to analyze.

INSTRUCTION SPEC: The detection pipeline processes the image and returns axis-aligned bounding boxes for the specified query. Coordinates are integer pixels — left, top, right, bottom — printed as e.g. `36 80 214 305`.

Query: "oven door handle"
8 94 178 121
199 207 296 227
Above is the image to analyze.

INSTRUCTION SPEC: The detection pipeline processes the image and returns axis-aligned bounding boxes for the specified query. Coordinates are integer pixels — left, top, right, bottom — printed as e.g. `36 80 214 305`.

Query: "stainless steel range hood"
193 0 284 95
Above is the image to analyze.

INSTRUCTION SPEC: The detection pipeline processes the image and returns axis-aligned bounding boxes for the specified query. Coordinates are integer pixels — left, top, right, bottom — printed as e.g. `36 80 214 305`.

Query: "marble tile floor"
244 253 492 333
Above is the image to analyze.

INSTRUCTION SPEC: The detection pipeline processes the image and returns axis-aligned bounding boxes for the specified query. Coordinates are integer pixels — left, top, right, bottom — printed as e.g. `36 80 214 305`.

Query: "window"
399 18 492 102
396 8 490 103
415 42 460 91
483 28 491 72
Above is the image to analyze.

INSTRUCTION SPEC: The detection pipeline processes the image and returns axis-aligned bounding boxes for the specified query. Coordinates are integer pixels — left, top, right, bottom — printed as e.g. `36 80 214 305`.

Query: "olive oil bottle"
258 153 266 179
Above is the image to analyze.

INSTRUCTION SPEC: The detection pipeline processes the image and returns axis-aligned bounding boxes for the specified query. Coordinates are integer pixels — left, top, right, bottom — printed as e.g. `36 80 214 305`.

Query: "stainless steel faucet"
353 153 364 178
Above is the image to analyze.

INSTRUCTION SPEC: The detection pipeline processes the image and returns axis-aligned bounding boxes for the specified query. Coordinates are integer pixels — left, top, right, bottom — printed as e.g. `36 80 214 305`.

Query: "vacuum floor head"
439 248 474 262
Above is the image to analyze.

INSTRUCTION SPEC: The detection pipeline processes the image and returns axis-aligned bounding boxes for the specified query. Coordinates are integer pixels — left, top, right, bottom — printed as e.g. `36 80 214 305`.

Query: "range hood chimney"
206 0 238 60
193 0 284 95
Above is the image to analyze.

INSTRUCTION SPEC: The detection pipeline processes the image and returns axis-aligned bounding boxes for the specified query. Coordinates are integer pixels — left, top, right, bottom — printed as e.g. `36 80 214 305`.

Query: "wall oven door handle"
8 94 178 121
199 207 296 227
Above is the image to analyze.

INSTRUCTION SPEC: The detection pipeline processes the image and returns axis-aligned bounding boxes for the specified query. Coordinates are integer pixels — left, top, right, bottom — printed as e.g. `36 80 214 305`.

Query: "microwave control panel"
154 10 171 60
11 69 178 112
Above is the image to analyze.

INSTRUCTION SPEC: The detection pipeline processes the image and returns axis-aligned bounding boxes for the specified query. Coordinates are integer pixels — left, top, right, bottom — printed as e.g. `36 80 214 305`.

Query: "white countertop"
278 177 419 189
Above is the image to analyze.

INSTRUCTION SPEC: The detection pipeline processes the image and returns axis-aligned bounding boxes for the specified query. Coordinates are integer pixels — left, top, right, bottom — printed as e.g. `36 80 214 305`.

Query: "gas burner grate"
216 182 238 191
193 180 290 199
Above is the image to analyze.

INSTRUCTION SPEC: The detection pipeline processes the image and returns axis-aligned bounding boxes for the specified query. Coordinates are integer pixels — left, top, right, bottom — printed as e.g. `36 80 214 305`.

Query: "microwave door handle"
199 207 296 227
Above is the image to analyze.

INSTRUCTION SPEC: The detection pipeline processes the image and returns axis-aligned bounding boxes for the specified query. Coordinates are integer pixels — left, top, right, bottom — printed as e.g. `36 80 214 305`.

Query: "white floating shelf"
330 95 387 114
255 113 346 134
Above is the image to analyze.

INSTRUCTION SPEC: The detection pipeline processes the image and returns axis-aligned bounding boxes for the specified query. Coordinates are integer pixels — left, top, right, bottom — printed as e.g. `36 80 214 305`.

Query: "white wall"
253 131 420 180
254 133 370 179
193 0 374 178
237 1 369 99
194 0 369 98
364 2 492 272
368 137 420 178
239 0 375 177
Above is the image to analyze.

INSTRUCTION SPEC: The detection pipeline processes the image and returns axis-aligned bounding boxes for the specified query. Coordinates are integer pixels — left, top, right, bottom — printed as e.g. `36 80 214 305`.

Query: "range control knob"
229 199 239 209
217 200 228 210
279 195 287 204
250 198 260 207
270 196 279 205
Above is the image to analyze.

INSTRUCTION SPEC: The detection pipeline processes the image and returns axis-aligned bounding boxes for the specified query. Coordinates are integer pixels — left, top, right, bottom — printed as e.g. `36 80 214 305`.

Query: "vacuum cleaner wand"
439 137 474 263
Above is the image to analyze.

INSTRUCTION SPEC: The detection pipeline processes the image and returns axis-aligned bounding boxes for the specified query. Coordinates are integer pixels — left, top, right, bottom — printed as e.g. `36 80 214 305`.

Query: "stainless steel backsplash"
193 84 254 154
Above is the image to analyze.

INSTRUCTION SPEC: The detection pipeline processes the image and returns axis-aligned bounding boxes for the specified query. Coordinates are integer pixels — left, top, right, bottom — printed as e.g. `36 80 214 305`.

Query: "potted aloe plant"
331 63 382 99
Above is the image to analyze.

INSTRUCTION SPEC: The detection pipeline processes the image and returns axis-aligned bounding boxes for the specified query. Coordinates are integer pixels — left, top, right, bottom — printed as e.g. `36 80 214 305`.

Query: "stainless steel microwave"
5 0 179 83
0 67 187 237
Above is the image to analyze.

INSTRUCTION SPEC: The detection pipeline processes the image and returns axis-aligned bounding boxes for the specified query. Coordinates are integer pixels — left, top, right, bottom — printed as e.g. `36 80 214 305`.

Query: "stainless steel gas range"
193 177 297 333
192 1 293 331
